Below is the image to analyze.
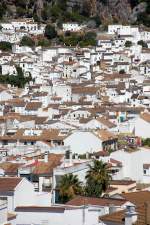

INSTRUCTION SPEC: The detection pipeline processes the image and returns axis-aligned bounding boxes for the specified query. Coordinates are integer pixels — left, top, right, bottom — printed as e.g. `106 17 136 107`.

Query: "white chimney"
125 205 138 225
44 151 49 163
65 148 73 166
86 152 89 159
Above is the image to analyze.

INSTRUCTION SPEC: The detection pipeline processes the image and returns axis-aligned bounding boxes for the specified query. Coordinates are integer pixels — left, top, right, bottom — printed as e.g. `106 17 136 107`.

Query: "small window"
144 169 147 175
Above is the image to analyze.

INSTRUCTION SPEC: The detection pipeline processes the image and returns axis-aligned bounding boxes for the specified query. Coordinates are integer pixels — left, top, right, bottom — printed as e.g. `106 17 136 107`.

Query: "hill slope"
0 0 149 26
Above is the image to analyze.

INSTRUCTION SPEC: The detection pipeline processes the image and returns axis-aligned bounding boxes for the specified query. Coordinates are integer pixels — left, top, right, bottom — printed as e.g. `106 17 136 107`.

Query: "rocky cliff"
0 0 149 26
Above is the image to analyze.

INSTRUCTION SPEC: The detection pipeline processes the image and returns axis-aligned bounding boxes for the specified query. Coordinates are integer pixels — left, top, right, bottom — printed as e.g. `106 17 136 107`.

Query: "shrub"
137 40 148 48
20 36 35 47
44 24 57 40
0 41 12 52
125 41 132 48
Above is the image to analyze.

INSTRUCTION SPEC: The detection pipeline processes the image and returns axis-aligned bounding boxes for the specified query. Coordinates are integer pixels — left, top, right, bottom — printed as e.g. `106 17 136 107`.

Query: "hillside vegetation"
0 0 149 27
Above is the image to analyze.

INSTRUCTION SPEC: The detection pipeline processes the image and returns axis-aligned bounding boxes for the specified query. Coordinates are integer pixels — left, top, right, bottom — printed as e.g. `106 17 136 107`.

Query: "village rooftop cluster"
0 18 149 225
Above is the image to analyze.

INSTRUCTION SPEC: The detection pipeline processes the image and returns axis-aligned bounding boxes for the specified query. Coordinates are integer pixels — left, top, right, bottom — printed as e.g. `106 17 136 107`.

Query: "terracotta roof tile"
0 177 22 192
66 196 127 207
25 102 42 111
140 112 150 123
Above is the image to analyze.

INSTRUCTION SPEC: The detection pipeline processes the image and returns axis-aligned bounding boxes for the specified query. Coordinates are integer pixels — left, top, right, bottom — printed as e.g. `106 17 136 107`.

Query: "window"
144 169 147 175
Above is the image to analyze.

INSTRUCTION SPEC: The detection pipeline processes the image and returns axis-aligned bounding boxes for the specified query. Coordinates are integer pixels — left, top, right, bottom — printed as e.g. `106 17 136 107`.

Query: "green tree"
137 40 148 48
0 3 7 20
37 38 51 47
119 69 125 74
142 138 150 147
125 41 132 48
20 36 35 47
0 42 12 52
0 66 32 88
58 174 83 203
44 24 57 40
137 12 150 27
79 32 97 47
85 160 112 197
16 7 27 17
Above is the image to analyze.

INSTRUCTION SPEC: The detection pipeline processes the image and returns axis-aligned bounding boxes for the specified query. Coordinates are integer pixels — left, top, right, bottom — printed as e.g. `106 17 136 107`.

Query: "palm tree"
58 174 83 203
85 160 112 197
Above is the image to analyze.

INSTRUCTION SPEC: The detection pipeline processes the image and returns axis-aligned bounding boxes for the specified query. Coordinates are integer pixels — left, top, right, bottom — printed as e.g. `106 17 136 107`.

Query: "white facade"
15 206 100 225
64 131 103 154
103 148 150 183
63 23 84 32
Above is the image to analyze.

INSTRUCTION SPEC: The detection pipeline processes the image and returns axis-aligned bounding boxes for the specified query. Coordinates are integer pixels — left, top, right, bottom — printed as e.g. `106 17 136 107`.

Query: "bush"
125 41 132 48
119 69 125 74
142 138 150 147
37 38 51 47
0 3 7 19
137 40 148 48
44 24 57 40
0 41 12 52
0 66 32 88
20 36 35 47
59 31 97 47
137 12 150 27
60 34 81 46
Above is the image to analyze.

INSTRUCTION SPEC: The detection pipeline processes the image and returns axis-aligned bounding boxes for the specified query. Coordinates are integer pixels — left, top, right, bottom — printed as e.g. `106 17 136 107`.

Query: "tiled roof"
32 154 64 175
7 213 17 221
96 129 117 142
0 162 22 175
143 164 150 169
140 112 150 123
97 116 116 128
25 102 42 111
110 180 136 186
66 196 127 207
0 129 65 141
121 191 150 206
0 177 22 192
72 86 99 95
100 203 149 225
15 206 65 212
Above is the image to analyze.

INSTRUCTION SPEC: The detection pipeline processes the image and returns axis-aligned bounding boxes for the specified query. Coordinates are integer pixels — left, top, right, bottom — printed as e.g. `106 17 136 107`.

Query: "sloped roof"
0 162 22 174
25 102 42 111
66 196 127 207
97 116 116 128
121 191 150 206
32 154 64 175
140 112 150 123
96 129 117 142
0 177 22 192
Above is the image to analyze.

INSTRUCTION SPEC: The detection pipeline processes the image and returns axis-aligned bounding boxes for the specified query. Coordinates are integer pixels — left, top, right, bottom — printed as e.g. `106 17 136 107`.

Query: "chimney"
44 151 49 163
75 154 78 160
86 152 89 159
65 148 73 166
125 205 138 225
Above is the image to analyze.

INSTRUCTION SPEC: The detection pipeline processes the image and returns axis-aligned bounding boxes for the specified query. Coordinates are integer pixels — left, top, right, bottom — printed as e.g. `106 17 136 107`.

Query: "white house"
0 177 36 212
64 130 118 154
104 147 150 183
62 23 85 32
133 112 150 138
0 89 13 101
